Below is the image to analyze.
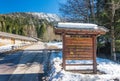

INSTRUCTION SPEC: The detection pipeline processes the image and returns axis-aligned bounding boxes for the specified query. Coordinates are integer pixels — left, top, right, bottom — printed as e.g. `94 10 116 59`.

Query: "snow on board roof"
56 22 108 32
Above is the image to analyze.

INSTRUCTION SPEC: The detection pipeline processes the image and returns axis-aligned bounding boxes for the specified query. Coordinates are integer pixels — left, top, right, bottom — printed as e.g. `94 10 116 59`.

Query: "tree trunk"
91 0 95 22
110 0 116 61
111 25 116 61
88 0 95 23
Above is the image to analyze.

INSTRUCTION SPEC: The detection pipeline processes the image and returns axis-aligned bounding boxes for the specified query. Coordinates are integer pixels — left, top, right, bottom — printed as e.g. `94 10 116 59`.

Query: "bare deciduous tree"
59 0 96 23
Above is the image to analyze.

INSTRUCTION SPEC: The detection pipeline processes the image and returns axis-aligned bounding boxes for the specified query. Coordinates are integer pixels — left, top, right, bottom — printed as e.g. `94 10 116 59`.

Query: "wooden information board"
65 37 93 60
55 24 107 74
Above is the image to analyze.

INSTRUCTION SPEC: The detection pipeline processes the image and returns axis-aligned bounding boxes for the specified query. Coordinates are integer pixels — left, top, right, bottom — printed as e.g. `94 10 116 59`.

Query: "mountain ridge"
0 12 61 41
1 12 61 22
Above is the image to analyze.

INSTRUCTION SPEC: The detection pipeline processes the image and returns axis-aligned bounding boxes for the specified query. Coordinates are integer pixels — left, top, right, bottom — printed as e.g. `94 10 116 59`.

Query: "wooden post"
11 38 15 44
62 32 66 70
92 36 97 73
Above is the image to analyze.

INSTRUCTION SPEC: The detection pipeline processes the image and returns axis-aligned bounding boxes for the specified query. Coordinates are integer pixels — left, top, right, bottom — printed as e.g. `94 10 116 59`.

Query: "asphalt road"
0 42 49 81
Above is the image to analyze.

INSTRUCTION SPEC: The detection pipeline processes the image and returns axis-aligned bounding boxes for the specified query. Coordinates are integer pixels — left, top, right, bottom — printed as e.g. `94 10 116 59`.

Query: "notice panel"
65 37 93 60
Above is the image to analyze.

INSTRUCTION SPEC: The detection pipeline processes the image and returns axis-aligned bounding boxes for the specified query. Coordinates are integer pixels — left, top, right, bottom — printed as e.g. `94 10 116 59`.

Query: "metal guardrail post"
11 46 14 50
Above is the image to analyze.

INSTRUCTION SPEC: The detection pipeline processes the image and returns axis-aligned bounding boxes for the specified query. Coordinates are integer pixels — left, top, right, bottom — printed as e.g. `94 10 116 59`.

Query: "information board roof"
55 22 108 33
55 22 109 35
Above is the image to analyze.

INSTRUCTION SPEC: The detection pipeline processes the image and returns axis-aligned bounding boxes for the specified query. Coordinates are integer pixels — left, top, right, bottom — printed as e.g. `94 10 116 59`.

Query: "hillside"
0 12 61 41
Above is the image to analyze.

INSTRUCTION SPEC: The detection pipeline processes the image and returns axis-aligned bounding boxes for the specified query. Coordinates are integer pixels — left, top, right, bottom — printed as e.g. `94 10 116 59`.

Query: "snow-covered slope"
28 12 61 22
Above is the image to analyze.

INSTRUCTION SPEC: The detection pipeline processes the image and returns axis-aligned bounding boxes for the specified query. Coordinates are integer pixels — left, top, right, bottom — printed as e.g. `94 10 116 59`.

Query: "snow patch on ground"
48 42 120 81
0 44 13 53
46 42 62 49
97 58 120 75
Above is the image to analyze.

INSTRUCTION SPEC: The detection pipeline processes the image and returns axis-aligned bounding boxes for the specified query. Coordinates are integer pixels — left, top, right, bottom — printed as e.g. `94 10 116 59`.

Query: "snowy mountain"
28 12 61 22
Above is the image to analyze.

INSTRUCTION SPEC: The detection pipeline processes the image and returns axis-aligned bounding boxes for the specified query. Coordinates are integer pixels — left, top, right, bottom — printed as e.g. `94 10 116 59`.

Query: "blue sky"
0 0 65 15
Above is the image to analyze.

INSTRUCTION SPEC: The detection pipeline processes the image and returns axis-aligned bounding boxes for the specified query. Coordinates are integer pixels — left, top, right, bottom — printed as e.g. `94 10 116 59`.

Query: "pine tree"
39 22 46 39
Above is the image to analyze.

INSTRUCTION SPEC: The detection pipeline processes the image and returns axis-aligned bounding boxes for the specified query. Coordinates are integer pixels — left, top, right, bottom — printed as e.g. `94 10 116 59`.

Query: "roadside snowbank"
49 52 120 81
48 42 120 81
46 42 62 49
0 45 13 53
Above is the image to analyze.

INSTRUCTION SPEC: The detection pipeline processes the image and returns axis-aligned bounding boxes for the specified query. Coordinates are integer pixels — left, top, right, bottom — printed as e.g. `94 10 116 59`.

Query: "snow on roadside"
0 44 13 53
48 42 120 81
0 43 33 53
46 42 62 49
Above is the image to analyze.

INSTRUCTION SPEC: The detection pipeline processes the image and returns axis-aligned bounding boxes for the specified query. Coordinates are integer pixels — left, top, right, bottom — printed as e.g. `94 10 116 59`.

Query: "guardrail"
0 44 33 54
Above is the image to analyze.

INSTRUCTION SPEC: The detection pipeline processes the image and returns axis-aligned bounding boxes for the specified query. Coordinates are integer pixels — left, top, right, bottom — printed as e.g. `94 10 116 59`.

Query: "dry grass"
46 45 59 49
0 43 5 46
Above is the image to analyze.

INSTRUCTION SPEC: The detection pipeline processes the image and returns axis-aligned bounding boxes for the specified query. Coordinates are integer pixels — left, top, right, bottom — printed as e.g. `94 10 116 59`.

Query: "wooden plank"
92 36 97 74
67 39 92 41
66 41 92 43
66 56 93 58
66 39 92 42
66 57 93 60
55 29 105 35
65 54 93 56
73 51 92 54
66 46 93 49
65 52 93 55
66 40 92 44
62 33 66 70
66 37 92 40
66 38 92 41
66 44 92 47
66 43 92 46
65 48 93 50
66 42 92 45
65 50 93 53
66 40 92 43
66 54 93 57
65 48 93 51
65 53 93 55
66 64 93 66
